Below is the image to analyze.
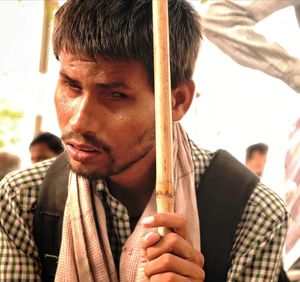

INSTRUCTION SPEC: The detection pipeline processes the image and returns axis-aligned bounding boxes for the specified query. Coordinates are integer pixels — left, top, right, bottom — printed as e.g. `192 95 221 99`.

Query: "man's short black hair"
52 0 202 88
30 132 64 154
246 143 269 161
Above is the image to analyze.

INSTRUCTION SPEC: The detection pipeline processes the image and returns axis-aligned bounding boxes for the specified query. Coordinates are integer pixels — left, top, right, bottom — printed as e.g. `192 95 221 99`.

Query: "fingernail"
141 216 154 225
143 232 154 242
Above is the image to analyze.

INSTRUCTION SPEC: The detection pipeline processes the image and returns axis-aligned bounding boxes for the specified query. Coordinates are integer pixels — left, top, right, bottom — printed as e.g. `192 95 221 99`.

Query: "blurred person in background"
245 143 269 177
200 0 300 93
29 132 64 163
284 117 300 278
0 151 20 180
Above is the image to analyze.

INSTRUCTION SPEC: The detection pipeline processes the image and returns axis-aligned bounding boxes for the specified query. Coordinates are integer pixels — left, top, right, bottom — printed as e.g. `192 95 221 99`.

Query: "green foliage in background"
0 100 23 148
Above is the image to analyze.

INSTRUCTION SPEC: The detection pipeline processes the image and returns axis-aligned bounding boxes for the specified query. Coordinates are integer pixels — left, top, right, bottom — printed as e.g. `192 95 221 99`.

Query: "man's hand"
141 213 205 281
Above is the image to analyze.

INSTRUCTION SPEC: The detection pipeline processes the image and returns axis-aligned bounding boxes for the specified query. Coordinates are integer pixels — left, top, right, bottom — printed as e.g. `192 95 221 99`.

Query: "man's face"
246 152 267 177
55 52 156 179
30 143 58 163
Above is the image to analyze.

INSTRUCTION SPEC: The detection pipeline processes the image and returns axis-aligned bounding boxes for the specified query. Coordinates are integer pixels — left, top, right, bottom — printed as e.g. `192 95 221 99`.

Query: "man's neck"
107 148 156 217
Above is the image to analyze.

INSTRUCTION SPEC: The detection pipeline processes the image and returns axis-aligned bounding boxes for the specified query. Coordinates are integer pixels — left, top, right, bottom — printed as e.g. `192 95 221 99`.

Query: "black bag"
33 153 69 281
197 150 289 282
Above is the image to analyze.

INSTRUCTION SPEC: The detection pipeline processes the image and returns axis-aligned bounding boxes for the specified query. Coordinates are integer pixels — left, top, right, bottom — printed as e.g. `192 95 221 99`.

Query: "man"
245 143 269 177
0 0 288 281
0 151 20 180
29 132 64 163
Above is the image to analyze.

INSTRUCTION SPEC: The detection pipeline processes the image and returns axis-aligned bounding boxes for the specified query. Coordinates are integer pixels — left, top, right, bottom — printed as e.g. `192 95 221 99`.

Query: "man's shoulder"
0 157 56 198
188 139 214 184
229 182 289 274
189 139 213 161
247 182 288 225
189 140 288 222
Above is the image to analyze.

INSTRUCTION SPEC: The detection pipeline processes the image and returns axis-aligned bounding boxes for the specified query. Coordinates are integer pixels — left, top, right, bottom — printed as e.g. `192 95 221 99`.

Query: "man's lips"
67 141 100 152
65 141 103 163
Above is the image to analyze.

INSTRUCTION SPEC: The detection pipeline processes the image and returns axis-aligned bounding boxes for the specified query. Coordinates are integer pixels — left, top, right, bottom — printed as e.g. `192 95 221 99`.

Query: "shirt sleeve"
227 183 289 281
0 172 42 281
200 0 300 93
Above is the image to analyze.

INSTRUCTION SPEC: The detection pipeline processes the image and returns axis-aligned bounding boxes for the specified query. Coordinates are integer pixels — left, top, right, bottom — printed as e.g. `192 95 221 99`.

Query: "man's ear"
171 80 195 121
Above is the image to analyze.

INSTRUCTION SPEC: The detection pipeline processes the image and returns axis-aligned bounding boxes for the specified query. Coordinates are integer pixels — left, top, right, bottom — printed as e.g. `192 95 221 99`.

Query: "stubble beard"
65 126 155 181
67 143 154 181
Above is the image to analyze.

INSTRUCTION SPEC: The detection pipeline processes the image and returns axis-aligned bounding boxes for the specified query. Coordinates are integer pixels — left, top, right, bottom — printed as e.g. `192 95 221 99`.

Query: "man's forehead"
60 52 143 71
252 151 267 158
59 52 99 68
58 52 152 89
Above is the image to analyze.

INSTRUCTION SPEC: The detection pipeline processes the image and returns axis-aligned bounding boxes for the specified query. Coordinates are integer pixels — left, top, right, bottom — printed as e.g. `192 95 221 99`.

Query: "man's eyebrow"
59 71 131 89
59 71 79 84
95 82 131 90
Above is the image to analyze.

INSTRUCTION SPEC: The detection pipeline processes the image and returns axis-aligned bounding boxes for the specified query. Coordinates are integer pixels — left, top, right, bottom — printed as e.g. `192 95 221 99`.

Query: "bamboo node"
156 191 174 198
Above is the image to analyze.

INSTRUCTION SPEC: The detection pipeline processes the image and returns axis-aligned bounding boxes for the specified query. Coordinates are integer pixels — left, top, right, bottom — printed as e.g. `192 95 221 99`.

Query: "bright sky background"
0 0 300 199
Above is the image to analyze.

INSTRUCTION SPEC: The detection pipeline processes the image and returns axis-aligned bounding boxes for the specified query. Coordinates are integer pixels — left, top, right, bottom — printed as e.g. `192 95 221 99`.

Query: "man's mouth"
66 141 103 163
70 143 97 152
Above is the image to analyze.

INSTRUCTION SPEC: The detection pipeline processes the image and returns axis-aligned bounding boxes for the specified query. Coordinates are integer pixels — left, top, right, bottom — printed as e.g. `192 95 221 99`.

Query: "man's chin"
68 160 107 181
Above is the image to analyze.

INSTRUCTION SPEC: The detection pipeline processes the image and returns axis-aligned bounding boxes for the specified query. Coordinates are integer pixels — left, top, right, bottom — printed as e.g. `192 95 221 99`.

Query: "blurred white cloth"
201 0 300 93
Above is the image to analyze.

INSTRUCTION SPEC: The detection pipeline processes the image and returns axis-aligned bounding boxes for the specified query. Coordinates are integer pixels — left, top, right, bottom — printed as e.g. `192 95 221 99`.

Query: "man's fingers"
149 272 190 282
142 232 162 249
145 232 204 266
141 213 188 239
144 253 205 280
141 215 205 282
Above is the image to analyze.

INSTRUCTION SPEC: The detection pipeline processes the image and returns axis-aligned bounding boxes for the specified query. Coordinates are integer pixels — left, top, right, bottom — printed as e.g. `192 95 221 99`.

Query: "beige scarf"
55 123 200 282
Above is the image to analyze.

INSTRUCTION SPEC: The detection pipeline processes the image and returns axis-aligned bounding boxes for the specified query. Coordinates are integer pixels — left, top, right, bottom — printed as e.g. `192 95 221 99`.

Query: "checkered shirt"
0 140 288 281
96 182 131 269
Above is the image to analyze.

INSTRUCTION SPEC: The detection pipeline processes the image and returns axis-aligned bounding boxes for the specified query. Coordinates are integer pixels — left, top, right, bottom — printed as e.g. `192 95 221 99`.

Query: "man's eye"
110 92 128 99
65 82 81 91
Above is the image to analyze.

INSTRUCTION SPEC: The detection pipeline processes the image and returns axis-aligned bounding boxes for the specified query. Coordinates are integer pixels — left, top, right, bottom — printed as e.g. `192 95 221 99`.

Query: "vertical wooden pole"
37 0 58 139
152 0 174 236
34 114 43 137
39 0 59 73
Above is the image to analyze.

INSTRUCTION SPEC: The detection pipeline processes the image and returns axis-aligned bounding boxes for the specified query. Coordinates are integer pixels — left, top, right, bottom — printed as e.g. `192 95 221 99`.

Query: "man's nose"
70 95 99 134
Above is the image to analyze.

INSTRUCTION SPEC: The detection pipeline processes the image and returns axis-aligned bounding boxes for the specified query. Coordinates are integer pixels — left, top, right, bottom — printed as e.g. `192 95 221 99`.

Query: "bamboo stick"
152 0 174 236
39 0 59 73
34 114 43 138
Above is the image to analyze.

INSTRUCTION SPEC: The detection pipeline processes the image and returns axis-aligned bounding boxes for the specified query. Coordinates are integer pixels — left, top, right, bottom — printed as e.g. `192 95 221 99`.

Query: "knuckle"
193 249 204 266
201 269 206 280
161 253 173 271
166 232 179 250
198 252 205 267
143 262 151 277
146 245 158 261
146 247 153 260
192 267 205 281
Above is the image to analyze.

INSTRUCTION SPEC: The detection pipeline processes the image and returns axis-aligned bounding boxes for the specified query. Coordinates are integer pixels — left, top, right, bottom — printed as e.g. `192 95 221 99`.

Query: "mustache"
61 132 111 153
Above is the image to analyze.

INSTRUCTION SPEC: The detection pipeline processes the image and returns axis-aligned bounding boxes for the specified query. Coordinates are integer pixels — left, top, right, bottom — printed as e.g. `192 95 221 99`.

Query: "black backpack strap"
33 152 69 282
197 149 259 282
